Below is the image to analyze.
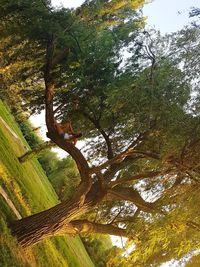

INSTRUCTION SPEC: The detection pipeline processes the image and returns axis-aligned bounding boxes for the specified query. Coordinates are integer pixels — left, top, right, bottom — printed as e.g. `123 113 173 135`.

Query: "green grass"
0 100 94 267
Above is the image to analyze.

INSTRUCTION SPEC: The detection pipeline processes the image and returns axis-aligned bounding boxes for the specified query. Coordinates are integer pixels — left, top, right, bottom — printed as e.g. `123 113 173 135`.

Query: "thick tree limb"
106 187 160 213
11 199 92 247
70 219 132 238
109 170 162 188
95 171 106 191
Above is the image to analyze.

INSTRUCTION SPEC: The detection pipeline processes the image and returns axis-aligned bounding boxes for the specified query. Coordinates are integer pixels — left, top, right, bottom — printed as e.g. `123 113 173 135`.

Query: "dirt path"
0 185 22 219
0 116 21 141
0 116 23 219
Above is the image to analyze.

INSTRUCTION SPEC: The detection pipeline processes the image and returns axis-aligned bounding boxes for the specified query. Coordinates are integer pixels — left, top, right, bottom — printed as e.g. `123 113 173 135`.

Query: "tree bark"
10 180 105 247
10 198 92 247
71 220 131 238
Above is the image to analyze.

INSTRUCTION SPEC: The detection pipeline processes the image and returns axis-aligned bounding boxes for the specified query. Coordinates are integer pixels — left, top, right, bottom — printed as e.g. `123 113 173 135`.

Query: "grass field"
0 100 94 267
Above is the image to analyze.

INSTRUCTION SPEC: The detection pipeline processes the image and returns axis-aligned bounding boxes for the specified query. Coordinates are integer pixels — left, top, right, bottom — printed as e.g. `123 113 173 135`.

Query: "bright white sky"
143 0 199 33
51 0 84 8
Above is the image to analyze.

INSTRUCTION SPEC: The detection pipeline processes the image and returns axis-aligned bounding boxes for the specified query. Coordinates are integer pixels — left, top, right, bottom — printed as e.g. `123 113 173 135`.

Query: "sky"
50 0 199 33
51 0 84 8
143 0 199 33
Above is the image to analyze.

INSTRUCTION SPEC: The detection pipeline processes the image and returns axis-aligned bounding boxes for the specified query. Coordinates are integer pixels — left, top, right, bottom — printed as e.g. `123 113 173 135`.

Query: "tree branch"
109 170 162 188
103 155 145 183
44 37 92 204
70 219 132 238
126 130 150 150
90 148 159 174
52 48 70 67
106 187 161 213
44 35 56 131
53 103 67 115
83 111 114 159
186 220 200 231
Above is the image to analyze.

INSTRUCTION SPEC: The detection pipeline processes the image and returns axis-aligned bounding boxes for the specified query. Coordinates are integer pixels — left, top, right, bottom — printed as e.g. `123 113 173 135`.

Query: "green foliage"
78 0 145 29
38 150 60 177
0 218 31 267
82 234 112 267
0 0 145 116
48 157 81 200
17 120 61 176
82 234 132 267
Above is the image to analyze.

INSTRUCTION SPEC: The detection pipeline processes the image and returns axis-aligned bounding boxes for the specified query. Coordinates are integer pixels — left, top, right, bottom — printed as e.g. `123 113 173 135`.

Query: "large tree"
1 1 200 265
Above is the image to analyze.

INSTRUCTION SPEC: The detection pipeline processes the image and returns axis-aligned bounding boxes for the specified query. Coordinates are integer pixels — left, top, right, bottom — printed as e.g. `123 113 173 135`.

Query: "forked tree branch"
82 111 114 159
109 170 162 188
90 148 160 175
106 187 161 213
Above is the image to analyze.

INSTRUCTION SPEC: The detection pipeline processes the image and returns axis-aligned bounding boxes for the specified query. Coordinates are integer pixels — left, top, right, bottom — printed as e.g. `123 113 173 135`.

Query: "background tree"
82 234 113 267
48 157 81 200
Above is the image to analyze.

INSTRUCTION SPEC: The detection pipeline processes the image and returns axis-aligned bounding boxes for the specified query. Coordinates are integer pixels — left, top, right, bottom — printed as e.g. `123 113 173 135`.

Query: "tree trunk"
18 141 55 163
10 198 91 247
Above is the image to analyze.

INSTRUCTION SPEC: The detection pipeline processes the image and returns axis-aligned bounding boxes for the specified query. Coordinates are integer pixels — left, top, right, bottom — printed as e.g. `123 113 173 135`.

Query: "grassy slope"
0 100 94 267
